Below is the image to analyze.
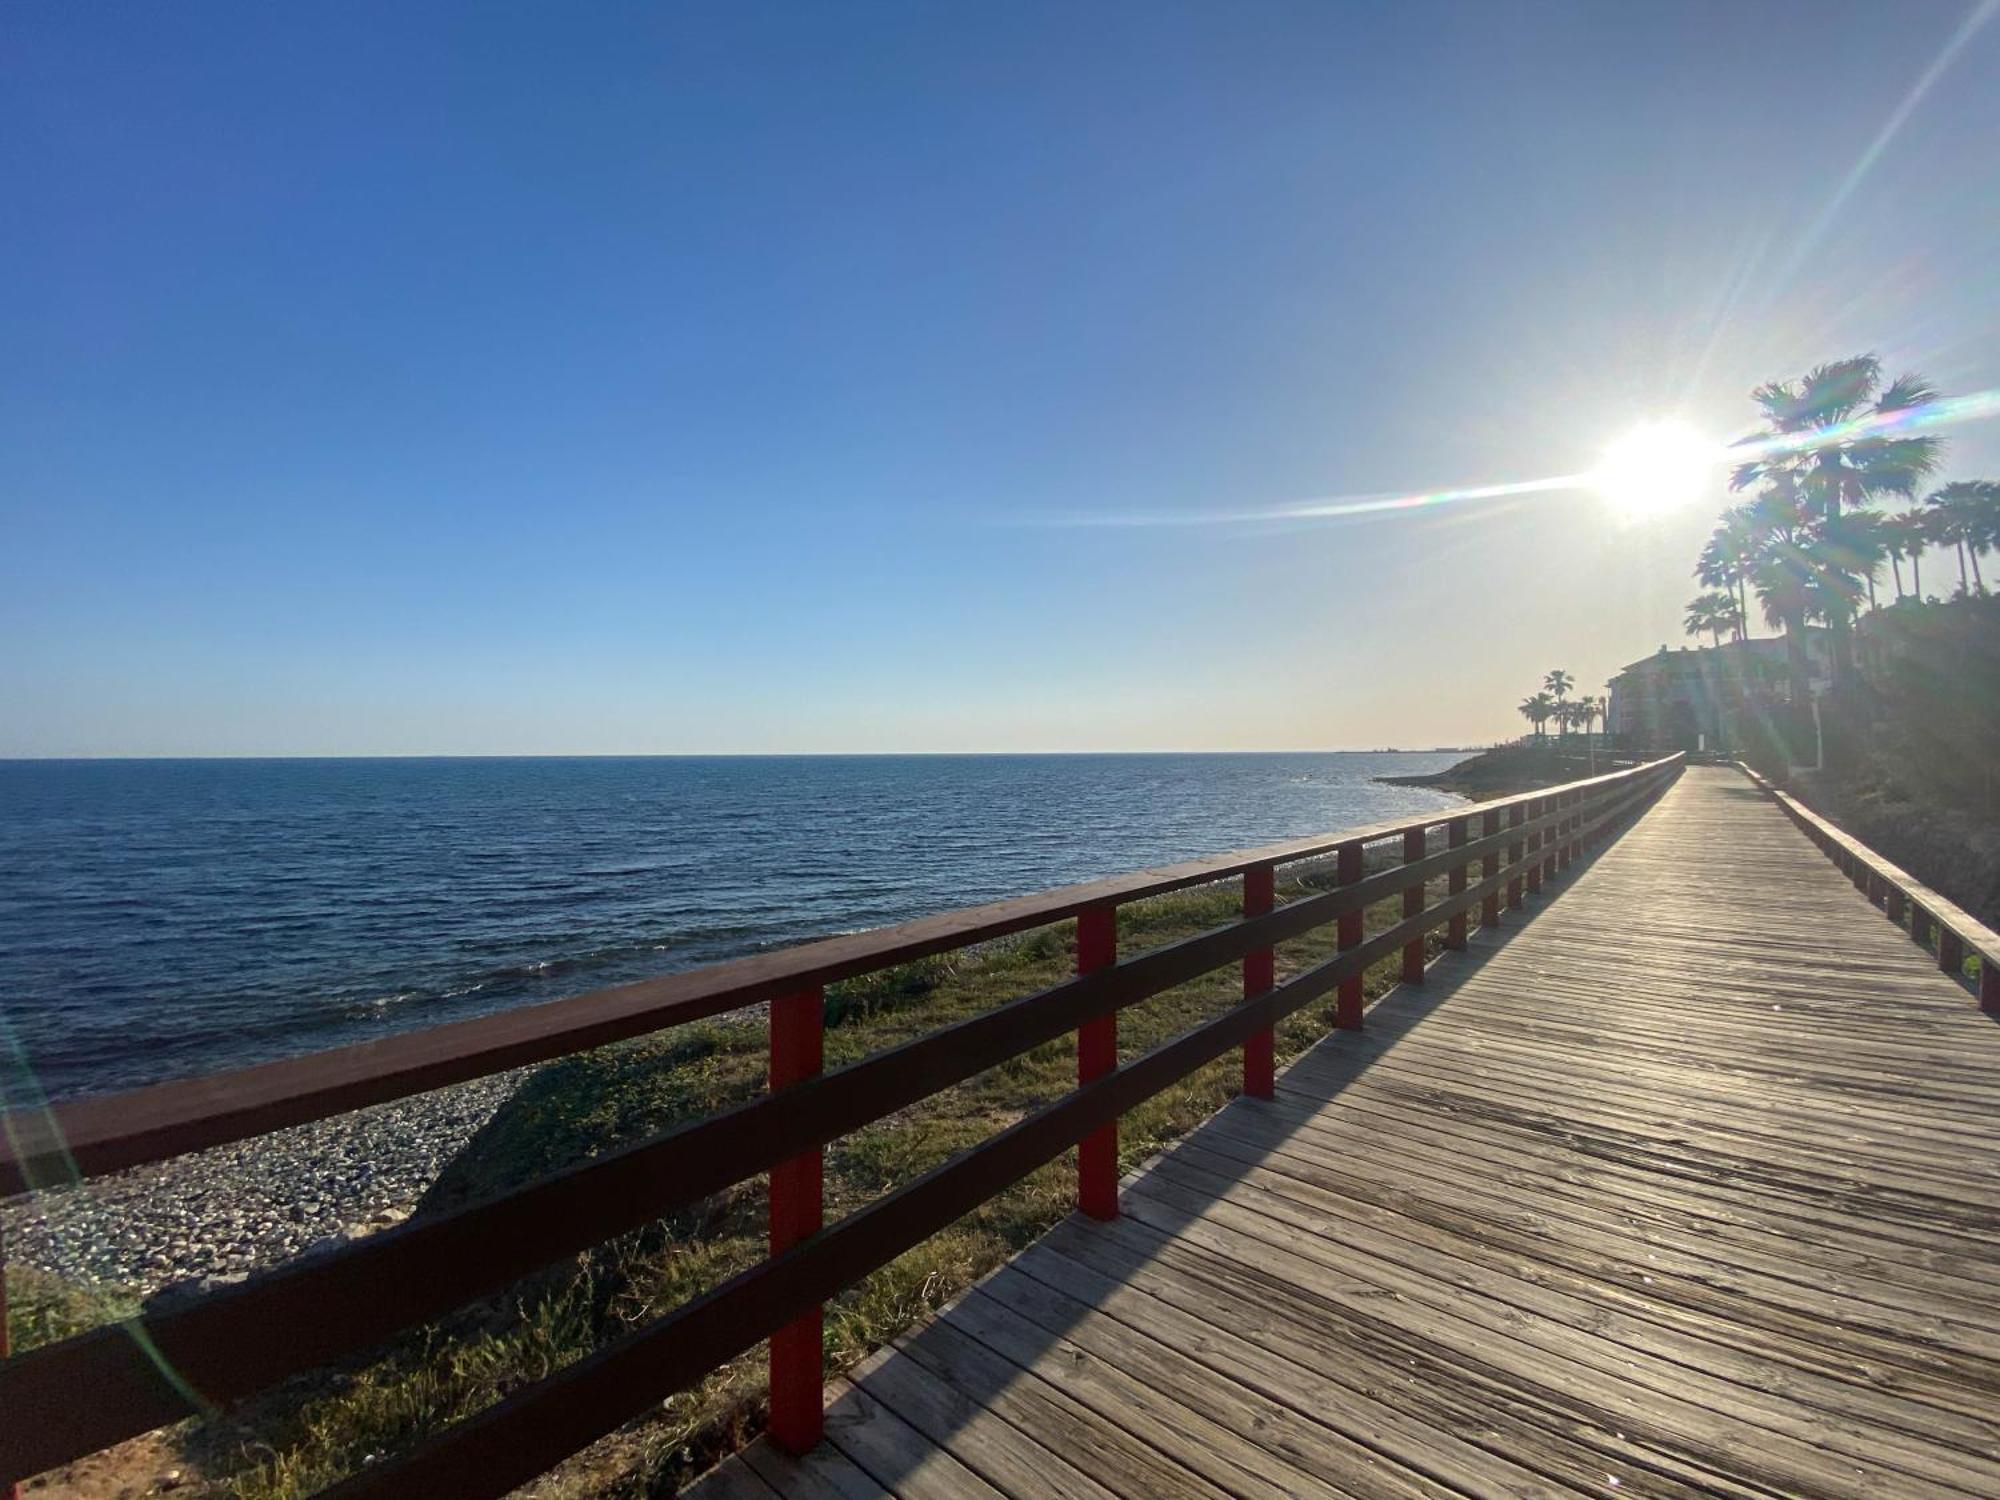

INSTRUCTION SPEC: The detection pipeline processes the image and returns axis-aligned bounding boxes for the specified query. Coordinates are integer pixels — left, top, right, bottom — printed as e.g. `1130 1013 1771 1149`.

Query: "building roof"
1614 630 1827 679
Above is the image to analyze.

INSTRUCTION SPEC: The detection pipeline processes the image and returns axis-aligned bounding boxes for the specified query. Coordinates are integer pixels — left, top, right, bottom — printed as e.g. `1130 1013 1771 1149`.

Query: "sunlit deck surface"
691 767 2000 1499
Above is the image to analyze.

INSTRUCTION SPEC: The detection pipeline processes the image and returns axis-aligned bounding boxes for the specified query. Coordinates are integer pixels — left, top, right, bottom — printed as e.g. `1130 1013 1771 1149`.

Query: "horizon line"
0 746 1500 764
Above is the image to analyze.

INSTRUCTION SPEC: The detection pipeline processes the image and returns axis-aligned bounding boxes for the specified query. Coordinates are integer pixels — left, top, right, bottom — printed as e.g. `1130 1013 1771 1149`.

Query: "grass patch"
6 1262 137 1353
176 846 1501 1497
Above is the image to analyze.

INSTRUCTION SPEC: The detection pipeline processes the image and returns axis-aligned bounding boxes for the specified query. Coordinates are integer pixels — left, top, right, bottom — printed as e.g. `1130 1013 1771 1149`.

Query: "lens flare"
1026 386 2000 530
1589 419 1719 519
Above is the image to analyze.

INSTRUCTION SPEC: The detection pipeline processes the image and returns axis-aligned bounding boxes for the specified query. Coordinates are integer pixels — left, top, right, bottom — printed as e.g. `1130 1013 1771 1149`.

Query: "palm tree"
1696 505 1760 635
1893 508 1930 599
1883 512 1913 599
1926 481 1992 595
1684 591 1741 647
1973 482 2000 588
1575 694 1607 771
1543 670 1574 742
1728 355 1942 676
1820 509 1888 613
1922 504 1957 597
1742 484 1821 701
1519 692 1555 745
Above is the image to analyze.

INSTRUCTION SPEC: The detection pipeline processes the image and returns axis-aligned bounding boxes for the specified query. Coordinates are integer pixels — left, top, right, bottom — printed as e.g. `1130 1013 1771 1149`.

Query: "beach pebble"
2 1069 528 1297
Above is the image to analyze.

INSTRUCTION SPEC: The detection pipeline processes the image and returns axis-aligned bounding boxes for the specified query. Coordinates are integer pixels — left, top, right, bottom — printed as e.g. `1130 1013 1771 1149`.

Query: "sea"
0 753 1469 1102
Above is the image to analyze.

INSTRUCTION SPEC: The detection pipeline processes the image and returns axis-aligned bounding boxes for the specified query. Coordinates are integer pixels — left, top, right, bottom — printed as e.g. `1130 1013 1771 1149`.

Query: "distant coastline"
1376 744 1615 799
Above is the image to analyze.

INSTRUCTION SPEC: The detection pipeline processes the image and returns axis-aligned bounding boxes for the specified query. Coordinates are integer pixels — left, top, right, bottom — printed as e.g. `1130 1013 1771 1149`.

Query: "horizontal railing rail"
0 754 1683 1493
0 760 1673 1197
1738 764 1998 1011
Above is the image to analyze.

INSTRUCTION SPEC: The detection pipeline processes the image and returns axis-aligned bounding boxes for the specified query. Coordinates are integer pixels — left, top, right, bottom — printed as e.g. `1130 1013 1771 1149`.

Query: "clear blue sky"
5 2 1998 755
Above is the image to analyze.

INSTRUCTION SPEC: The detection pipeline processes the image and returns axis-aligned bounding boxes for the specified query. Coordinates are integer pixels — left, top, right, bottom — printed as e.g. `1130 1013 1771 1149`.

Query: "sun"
1589 418 1718 519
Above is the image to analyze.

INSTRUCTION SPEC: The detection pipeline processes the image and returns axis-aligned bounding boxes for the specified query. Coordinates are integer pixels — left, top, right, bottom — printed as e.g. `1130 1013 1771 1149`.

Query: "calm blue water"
0 754 1466 1101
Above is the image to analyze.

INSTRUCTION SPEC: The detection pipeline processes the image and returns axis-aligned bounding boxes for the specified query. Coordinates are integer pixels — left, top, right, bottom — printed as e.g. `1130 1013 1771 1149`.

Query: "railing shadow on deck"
826 758 2000 1492
775 805 1647 1495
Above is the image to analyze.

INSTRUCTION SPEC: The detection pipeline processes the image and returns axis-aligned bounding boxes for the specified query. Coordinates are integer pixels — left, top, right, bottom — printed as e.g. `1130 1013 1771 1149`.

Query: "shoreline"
1374 744 1619 800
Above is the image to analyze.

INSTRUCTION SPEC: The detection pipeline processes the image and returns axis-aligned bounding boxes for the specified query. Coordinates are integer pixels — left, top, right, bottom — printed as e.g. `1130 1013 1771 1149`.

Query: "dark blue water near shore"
0 754 1466 1101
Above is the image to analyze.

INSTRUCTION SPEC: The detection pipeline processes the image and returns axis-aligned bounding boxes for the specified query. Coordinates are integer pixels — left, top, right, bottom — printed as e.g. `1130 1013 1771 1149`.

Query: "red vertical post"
1912 905 1934 949
1541 796 1559 883
1980 959 1998 1015
1526 798 1544 896
1507 803 1526 910
1885 887 1907 925
1401 826 1426 983
1481 807 1502 928
1336 840 1364 1029
768 986 825 1455
1242 863 1275 1099
1446 817 1469 950
1076 904 1119 1220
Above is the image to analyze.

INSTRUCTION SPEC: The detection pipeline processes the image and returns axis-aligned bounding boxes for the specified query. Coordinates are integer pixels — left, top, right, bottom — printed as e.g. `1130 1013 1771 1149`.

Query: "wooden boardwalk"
692 766 2000 1499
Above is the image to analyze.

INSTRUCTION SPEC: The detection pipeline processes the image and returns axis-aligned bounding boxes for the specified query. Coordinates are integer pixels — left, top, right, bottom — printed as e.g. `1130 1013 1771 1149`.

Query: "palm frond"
1928 480 1988 505
1793 356 1880 426
1748 380 1800 428
1875 372 1937 412
1848 435 1942 498
1728 458 1765 492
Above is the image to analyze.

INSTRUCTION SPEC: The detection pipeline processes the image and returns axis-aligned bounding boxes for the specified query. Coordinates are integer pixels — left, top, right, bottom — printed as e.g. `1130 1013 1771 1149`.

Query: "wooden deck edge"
1735 761 2000 976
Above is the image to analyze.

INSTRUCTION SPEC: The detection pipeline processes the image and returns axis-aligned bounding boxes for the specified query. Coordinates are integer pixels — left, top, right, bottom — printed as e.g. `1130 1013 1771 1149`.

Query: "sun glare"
1590 418 1718 519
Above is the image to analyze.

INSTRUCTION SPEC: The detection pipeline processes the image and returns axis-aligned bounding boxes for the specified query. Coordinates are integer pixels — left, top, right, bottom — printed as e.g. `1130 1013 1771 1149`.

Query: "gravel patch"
2 1069 529 1300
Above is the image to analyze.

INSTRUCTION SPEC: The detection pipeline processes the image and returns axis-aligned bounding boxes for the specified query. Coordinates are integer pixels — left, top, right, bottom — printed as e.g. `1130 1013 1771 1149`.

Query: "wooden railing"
0 754 1684 1495
1739 765 1999 1012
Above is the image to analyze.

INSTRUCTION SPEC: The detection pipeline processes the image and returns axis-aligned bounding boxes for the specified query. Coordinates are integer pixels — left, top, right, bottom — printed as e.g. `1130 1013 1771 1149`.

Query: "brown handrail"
0 754 1683 1491
1737 764 1999 1010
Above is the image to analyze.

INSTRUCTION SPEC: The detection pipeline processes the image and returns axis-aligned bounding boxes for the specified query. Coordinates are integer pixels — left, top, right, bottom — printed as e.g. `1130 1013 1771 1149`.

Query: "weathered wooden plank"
731 766 2000 1500
882 1317 1231 1500
1030 1221 1777 1500
1151 1136 2000 1450
1265 1066 2000 1272
1187 1106 2000 1341
967 1265 1459 1500
681 1451 784 1499
848 1335 1126 1500
738 1437 894 1500
1117 1175 2000 1494
814 1380 1004 1500
943 1284 1348 1500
